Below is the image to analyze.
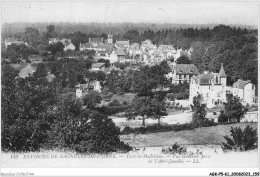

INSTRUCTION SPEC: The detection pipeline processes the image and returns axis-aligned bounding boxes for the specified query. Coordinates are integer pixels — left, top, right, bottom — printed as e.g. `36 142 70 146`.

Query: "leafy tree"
46 42 64 55
74 110 132 153
176 55 192 64
83 91 102 109
132 69 154 97
218 110 228 123
2 74 57 151
191 94 207 128
46 25 57 38
149 98 167 125
2 43 38 62
47 93 131 153
108 99 121 107
221 125 257 152
127 97 166 126
24 27 40 46
223 94 248 122
123 30 140 43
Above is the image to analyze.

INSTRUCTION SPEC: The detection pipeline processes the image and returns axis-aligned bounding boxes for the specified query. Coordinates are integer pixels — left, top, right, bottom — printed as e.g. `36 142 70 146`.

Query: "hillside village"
1 24 258 154
3 32 256 109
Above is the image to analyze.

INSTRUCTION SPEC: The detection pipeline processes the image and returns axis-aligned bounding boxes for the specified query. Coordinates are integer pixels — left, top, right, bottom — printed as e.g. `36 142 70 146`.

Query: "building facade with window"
232 79 256 105
172 63 198 84
189 64 227 108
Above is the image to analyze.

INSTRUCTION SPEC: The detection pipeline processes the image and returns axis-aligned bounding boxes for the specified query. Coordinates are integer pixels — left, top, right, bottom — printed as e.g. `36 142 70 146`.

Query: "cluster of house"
5 35 255 108
49 38 76 51
169 63 256 108
77 33 192 65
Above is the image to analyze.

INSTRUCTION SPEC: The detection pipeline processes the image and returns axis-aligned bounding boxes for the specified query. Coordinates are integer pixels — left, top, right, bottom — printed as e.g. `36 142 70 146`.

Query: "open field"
112 112 193 128
120 122 257 147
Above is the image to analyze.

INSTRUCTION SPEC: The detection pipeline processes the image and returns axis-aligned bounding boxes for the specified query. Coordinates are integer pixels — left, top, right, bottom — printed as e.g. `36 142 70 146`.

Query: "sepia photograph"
1 0 259 176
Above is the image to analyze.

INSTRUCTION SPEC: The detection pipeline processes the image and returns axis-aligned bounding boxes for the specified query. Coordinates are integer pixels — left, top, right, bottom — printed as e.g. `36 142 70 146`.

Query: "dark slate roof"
219 63 227 77
96 43 113 51
193 74 223 85
233 80 250 89
114 49 126 56
81 43 94 48
175 64 198 75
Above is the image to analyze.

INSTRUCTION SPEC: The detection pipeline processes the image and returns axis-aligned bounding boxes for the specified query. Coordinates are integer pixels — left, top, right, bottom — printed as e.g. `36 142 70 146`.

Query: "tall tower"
219 63 227 86
108 33 113 44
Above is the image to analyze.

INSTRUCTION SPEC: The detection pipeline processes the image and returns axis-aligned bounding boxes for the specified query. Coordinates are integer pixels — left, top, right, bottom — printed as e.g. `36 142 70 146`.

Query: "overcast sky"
1 1 259 26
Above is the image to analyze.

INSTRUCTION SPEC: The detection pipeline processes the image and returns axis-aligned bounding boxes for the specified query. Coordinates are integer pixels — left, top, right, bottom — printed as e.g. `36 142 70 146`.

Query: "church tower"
108 33 113 44
219 63 227 86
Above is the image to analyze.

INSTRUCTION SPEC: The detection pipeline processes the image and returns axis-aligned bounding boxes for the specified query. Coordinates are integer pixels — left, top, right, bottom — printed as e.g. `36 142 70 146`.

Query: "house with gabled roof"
89 37 103 47
79 43 95 51
172 63 198 84
115 40 130 53
232 79 256 105
64 42 75 51
75 81 102 98
115 40 129 49
18 64 37 78
109 49 126 63
95 43 114 53
189 63 227 108
151 49 166 63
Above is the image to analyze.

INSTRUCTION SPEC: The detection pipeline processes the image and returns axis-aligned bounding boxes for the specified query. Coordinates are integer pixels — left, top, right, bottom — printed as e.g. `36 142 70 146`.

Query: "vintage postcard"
1 0 259 176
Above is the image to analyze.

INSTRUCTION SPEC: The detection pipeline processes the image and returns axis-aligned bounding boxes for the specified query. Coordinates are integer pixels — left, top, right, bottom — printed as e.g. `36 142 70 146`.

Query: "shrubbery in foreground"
221 125 257 152
162 143 187 154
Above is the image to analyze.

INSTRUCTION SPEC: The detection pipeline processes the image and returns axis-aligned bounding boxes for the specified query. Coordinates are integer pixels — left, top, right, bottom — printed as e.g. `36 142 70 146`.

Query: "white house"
64 42 75 51
189 64 227 108
75 81 102 98
107 33 113 44
232 79 256 105
151 49 166 63
79 43 95 51
115 40 130 53
109 49 126 63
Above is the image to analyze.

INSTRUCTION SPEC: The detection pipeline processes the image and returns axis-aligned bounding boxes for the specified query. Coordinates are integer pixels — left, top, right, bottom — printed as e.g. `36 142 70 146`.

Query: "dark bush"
162 143 187 154
221 125 258 152
218 110 228 123
108 99 121 107
120 122 217 135
96 105 129 116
